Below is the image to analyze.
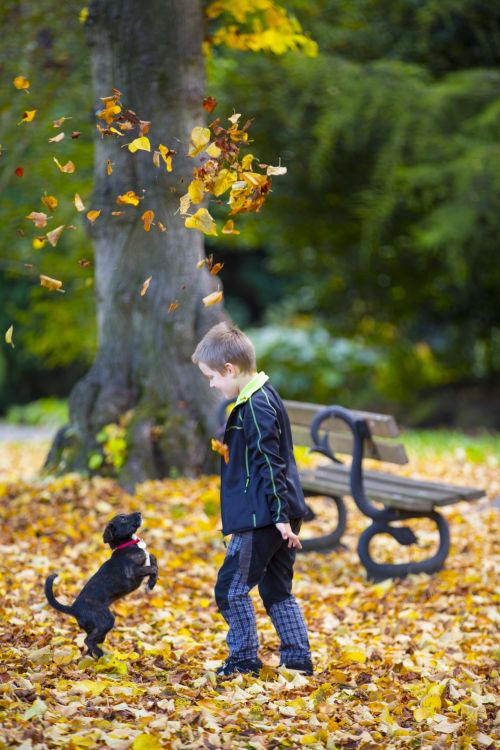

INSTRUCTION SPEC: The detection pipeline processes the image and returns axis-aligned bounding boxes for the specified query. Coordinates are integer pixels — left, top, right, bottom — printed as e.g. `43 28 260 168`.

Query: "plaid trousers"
214 519 311 662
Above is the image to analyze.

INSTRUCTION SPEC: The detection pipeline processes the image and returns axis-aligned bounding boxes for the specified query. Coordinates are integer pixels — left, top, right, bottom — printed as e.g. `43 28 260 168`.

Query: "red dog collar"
114 538 140 551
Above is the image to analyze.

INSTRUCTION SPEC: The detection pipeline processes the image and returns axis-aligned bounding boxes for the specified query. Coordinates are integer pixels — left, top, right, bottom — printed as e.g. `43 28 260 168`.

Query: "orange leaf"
18 109 36 124
15 167 24 177
73 194 85 212
203 96 217 113
86 209 101 224
211 439 229 463
140 276 152 296
202 290 223 307
222 219 240 235
26 212 48 229
141 210 154 232
41 195 58 210
13 76 30 90
168 301 179 314
40 274 65 292
116 191 141 206
97 104 121 124
106 160 113 175
46 225 65 247
53 157 75 173
48 132 65 143
210 262 224 276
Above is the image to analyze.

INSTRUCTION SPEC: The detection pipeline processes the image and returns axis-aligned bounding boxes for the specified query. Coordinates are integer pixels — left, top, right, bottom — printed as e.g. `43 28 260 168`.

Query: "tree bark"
45 0 225 488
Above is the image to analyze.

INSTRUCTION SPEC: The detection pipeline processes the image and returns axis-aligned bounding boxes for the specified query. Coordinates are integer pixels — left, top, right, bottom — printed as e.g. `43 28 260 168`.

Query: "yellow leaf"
185 207 218 236
132 735 163 750
128 136 151 153
109 126 124 136
74 194 85 212
241 154 254 170
188 126 211 157
46 225 65 247
141 276 152 296
13 76 30 90
18 109 36 124
79 7 89 23
222 219 240 235
341 646 367 664
414 693 441 721
97 104 121 124
41 194 58 210
40 275 65 292
86 210 101 224
26 211 48 228
22 698 47 720
158 144 175 171
106 159 113 175
211 439 229 463
116 191 141 206
48 132 65 143
141 210 154 232
196 259 206 269
206 141 221 158
202 290 223 307
32 237 46 249
188 179 204 205
53 157 75 173
5 325 14 348
300 736 317 746
212 168 237 197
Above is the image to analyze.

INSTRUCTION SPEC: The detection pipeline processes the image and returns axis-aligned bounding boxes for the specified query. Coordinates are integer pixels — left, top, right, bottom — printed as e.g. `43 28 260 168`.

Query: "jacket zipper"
244 443 256 527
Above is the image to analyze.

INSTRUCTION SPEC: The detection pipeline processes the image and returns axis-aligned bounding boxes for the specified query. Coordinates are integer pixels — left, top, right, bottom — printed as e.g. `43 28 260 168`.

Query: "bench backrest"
284 400 409 465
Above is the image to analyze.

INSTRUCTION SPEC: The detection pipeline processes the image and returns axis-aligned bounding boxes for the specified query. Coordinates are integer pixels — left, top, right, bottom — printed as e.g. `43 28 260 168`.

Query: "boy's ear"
224 363 238 376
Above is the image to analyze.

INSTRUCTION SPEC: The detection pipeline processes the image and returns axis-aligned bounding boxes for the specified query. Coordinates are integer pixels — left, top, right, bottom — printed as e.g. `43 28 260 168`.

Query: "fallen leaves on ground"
0 437 497 749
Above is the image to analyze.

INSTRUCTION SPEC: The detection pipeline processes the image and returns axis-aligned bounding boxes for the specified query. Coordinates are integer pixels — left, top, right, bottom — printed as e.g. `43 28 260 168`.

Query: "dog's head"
103 512 142 547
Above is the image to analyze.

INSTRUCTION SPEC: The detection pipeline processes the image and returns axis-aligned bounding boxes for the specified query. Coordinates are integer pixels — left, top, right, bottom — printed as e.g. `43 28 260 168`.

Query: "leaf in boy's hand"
211 439 229 464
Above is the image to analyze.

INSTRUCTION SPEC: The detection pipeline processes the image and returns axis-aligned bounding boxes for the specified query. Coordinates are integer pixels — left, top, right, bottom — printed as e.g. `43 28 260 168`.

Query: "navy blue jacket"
220 372 307 536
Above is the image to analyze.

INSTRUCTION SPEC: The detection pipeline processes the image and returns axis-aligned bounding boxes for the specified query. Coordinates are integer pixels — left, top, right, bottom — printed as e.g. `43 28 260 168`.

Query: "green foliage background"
1 0 499 423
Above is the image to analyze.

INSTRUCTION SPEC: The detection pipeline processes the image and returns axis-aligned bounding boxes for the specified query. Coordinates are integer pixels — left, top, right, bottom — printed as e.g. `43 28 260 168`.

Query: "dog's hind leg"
84 611 115 659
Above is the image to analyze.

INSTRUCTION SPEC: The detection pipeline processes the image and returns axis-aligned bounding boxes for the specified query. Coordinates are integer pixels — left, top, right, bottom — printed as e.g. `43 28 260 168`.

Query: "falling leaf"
24 262 33 268
141 210 154 232
222 220 240 235
5 325 14 348
138 120 151 136
228 113 241 124
188 179 204 205
53 116 71 128
127 136 151 153
106 160 113 175
87 210 101 224
241 154 254 170
26 212 48 228
71 131 81 139
210 262 224 276
13 76 30 90
267 164 287 176
74 194 85 212
111 211 124 216
206 142 221 158
46 225 65 247
40 274 64 292
48 132 65 143
179 193 191 215
97 104 121 125
188 126 211 157
41 195 58 210
185 208 217 236
140 276 152 296
212 168 237 197
211 439 229 463
203 96 217 113
202 289 223 306
32 237 46 249
79 258 92 268
167 301 178 314
157 221 167 232
157 144 175 172
116 191 141 206
53 157 75 173
18 110 36 124
15 166 24 177
196 259 206 269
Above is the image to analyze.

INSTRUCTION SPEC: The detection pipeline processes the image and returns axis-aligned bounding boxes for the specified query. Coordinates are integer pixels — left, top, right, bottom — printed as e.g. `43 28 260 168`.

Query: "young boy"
192 322 313 677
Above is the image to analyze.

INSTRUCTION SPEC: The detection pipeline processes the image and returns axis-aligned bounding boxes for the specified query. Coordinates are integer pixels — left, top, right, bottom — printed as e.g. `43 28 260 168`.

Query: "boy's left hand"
275 522 302 549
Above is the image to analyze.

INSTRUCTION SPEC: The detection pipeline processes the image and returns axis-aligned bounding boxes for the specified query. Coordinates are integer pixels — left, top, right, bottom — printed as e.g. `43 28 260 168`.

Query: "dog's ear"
103 523 115 544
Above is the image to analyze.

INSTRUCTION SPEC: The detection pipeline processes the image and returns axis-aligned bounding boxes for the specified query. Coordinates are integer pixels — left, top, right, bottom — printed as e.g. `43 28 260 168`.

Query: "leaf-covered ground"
0 438 498 750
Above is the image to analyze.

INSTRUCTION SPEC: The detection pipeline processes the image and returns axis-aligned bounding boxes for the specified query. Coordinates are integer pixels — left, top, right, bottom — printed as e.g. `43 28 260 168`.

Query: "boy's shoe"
216 657 263 676
280 657 314 675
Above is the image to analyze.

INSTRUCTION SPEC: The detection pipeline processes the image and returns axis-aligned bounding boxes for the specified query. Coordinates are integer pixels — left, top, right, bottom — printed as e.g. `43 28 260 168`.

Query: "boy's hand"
275 522 302 549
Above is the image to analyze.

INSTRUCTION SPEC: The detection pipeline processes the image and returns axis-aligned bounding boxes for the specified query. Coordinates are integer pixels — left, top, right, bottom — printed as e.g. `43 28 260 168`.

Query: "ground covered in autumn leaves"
0 437 498 749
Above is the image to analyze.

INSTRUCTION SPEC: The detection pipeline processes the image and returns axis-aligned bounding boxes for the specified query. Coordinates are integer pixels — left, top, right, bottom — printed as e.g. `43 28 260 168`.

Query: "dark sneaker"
216 657 263 676
280 657 314 675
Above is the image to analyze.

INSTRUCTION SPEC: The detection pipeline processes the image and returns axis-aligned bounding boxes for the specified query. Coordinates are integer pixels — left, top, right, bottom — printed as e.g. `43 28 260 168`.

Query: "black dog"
45 511 158 658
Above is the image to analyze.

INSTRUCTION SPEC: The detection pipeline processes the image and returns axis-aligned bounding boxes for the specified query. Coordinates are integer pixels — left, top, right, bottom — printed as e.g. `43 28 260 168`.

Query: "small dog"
45 511 158 658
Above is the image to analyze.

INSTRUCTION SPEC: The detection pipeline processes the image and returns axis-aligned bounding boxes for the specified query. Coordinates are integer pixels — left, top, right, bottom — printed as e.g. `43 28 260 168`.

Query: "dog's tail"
45 573 74 615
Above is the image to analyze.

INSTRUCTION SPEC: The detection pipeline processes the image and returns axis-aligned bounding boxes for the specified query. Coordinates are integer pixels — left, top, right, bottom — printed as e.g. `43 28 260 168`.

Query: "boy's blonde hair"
192 322 256 374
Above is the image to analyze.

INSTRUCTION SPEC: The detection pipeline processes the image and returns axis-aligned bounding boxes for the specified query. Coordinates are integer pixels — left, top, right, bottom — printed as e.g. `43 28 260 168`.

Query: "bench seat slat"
291 426 409 465
284 400 401 438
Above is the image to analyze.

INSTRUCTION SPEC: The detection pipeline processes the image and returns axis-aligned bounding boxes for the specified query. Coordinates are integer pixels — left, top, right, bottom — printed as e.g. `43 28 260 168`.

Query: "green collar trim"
234 371 269 407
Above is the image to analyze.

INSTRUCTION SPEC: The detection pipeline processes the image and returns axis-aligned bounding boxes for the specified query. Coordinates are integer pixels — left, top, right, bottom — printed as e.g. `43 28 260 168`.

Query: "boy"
192 322 313 677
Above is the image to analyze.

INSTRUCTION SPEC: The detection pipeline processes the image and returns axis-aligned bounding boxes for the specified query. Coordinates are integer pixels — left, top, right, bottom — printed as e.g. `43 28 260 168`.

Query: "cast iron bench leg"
358 509 451 582
300 491 347 552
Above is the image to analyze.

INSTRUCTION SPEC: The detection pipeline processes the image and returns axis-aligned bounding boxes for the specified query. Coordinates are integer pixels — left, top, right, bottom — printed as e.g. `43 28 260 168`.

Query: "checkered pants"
214 520 311 662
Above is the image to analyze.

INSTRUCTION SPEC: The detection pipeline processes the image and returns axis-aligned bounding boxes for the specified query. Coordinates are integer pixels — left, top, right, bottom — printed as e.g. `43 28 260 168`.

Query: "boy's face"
198 362 239 399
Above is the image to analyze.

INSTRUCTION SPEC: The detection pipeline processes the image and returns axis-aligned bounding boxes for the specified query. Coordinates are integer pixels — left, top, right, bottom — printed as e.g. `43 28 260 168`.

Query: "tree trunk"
45 0 225 489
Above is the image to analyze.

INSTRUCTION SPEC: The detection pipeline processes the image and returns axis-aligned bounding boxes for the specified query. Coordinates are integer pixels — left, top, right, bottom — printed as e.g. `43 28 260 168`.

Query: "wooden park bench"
283 401 486 581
